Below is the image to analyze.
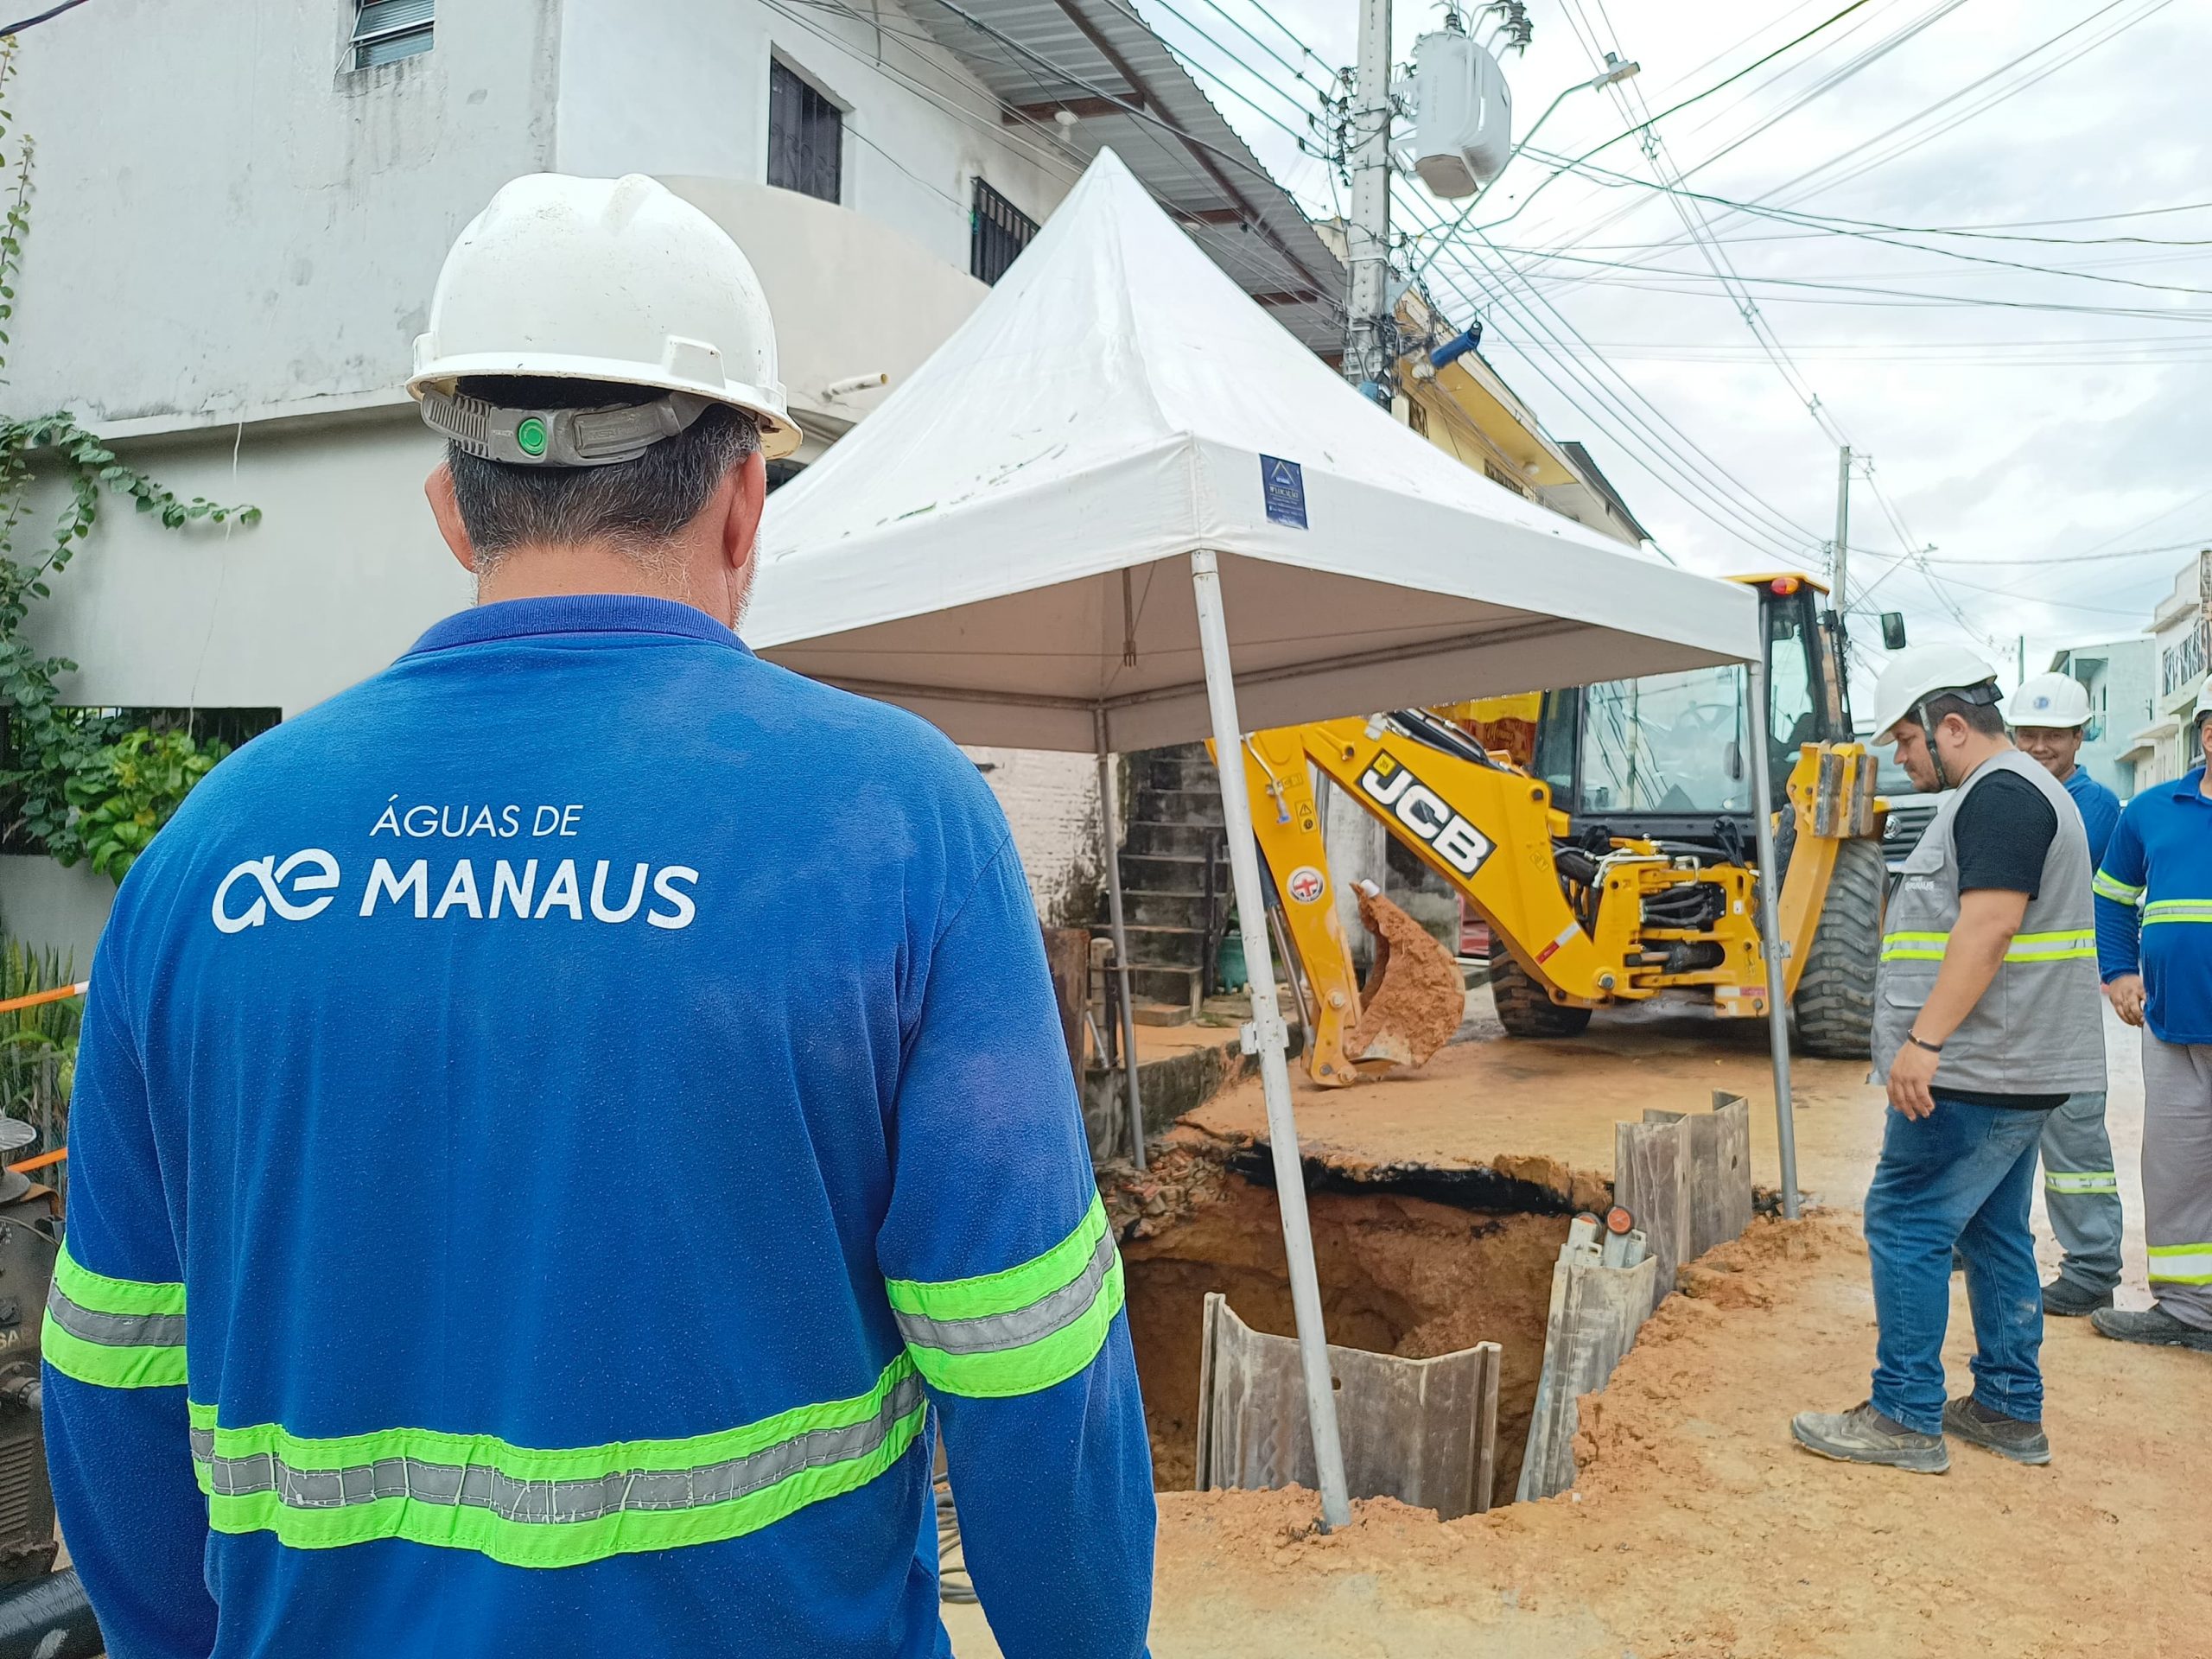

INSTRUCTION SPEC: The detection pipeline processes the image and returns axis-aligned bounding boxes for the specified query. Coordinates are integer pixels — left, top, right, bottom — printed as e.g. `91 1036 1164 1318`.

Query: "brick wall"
967 746 1104 926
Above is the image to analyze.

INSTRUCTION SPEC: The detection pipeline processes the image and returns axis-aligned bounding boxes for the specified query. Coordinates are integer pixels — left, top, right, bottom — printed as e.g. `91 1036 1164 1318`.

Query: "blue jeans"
1863 1096 2048 1435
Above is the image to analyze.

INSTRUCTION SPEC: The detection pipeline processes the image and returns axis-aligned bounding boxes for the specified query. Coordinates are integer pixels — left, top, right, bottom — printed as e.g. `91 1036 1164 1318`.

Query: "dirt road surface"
944 996 2205 1657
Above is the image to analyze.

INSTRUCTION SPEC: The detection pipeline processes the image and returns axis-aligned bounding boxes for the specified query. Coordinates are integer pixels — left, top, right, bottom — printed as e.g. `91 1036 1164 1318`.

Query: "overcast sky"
1129 0 2209 696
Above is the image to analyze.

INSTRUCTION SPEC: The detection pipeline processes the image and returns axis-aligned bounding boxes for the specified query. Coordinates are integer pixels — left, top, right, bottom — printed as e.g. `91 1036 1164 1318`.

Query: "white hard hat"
2195 680 2212 724
2010 671 2091 730
408 173 799 461
1871 643 2002 741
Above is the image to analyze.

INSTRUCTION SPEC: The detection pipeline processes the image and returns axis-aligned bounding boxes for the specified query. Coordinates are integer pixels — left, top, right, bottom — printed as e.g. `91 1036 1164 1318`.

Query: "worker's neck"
473 540 731 627
1945 730 2012 785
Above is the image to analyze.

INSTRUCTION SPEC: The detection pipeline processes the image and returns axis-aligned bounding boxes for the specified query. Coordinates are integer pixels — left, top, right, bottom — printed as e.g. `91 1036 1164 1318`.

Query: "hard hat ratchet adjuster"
420 388 713 468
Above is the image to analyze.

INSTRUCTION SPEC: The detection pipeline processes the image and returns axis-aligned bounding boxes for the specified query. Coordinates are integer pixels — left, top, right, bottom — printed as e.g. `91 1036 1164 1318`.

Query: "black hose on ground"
0 1567 103 1658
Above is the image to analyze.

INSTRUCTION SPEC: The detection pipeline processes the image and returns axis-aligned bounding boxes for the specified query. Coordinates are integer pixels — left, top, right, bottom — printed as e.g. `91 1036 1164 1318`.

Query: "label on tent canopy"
1260 455 1307 529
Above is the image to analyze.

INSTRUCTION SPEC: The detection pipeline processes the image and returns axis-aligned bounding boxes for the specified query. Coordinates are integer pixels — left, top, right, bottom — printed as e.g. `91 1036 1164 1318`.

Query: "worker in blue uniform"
2090 680 2212 1353
41 174 1157 1658
2010 671 2124 1317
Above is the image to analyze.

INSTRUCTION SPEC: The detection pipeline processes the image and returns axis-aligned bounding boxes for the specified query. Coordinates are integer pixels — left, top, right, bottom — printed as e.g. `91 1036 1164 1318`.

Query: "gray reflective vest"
1872 748 2105 1095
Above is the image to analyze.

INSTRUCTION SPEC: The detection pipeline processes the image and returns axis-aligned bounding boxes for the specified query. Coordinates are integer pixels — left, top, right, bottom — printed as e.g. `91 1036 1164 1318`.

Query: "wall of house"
967 748 1103 928
10 0 562 430
556 0 1073 287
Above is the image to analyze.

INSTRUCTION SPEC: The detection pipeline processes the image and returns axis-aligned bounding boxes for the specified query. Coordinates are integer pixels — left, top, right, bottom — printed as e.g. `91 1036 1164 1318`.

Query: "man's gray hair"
446 376 760 568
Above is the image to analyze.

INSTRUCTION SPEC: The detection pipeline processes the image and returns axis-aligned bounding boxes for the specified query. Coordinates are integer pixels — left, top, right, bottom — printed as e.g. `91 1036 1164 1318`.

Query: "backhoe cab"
1236 575 1885 1087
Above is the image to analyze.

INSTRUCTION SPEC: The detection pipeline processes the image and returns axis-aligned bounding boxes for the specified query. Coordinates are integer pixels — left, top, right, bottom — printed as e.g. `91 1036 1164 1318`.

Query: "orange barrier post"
0 982 86 1018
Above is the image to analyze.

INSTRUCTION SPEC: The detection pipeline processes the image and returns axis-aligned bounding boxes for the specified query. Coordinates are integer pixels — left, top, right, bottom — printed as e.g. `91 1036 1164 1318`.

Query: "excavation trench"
1115 1156 1571 1501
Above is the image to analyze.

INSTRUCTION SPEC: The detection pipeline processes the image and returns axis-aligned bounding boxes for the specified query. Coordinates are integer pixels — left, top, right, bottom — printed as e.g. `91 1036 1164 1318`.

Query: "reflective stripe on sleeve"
41 1243 188 1389
190 1356 925 1568
2148 1243 2212 1286
886 1193 1124 1398
2043 1170 2120 1195
1879 929 2095 964
2092 870 2145 905
2142 900 2212 927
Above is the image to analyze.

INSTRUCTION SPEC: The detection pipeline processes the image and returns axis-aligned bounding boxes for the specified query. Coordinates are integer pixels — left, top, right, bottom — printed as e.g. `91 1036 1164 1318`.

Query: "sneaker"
1942 1396 2050 1465
1790 1402 1949 1473
2090 1305 2212 1351
2042 1277 2114 1318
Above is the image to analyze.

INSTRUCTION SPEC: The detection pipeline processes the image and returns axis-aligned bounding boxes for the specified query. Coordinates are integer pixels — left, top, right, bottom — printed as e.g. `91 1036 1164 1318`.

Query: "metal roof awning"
903 0 1346 356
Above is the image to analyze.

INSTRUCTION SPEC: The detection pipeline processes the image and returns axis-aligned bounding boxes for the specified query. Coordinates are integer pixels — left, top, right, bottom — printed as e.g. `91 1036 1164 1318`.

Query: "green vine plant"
0 37 256 880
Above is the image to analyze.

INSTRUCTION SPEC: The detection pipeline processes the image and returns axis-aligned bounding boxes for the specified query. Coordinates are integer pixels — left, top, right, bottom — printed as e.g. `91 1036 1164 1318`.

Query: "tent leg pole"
1095 710 1147 1173
1745 658 1802 1221
1188 548 1352 1532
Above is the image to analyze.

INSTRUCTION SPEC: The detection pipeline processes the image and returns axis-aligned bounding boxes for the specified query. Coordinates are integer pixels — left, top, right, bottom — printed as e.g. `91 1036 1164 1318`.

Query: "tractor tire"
1487 938 1593 1039
1787 832 1885 1060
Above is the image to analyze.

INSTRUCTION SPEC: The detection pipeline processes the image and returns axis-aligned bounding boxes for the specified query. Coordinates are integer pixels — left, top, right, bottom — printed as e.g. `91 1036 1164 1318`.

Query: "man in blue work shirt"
2090 681 2212 1353
42 174 1157 1656
2012 671 2125 1317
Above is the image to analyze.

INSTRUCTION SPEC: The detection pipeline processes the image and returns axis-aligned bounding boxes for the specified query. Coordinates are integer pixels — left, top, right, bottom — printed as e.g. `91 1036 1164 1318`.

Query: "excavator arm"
1231 715 1878 1086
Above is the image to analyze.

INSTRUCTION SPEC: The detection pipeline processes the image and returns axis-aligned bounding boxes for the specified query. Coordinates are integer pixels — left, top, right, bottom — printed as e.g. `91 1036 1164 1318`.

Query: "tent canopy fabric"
748 149 1758 753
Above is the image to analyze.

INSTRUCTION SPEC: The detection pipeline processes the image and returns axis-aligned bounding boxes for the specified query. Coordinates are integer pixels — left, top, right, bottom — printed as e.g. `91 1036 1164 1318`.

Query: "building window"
351 0 433 69
768 60 842 204
970 180 1038 286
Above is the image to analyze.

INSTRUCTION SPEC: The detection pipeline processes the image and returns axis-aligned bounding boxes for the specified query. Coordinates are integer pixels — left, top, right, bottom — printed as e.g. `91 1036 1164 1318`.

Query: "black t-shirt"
1934 767 2065 1110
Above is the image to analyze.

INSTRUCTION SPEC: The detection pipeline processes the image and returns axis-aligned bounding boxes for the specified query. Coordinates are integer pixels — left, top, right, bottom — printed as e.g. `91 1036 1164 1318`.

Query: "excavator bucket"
1343 888 1465 1071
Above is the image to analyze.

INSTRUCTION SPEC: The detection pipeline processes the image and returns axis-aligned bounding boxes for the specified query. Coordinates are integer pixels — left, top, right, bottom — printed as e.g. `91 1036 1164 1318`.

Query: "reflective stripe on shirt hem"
1879 930 2095 963
2142 901 2212 926
40 1244 188 1390
887 1194 1123 1398
188 1357 925 1568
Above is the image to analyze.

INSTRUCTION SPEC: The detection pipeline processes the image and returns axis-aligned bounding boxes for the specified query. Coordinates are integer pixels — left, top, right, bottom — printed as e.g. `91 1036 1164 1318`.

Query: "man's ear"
720 448 768 579
427 463 478 575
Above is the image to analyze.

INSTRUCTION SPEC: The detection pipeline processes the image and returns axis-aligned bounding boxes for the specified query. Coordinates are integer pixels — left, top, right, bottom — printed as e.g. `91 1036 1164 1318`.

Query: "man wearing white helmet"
2088 678 2212 1355
1795 644 2102 1473
43 175 1155 1657
2008 671 2125 1318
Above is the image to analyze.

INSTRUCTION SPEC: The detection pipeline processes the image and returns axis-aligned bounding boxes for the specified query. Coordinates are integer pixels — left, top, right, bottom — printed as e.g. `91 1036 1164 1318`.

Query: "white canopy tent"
750 150 1797 1527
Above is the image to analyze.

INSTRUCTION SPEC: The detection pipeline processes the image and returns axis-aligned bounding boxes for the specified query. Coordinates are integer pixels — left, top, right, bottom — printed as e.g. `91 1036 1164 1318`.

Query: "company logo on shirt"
210 798 700 934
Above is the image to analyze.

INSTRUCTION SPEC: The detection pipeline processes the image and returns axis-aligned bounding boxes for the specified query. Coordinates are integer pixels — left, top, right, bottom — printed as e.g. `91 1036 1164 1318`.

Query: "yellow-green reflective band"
887 1195 1123 1398
2147 1243 2212 1286
1878 930 2094 963
2044 1171 2119 1194
2093 870 2145 904
1879 931 1948 963
2143 901 2212 926
189 1357 925 1569
41 1244 188 1389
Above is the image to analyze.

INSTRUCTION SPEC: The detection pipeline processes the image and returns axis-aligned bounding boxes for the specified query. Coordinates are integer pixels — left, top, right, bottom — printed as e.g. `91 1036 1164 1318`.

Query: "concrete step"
1135 753 1220 792
1130 1001 1191 1027
1131 787 1227 827
1131 963 1205 1007
1125 888 1217 930
1119 922 1207 968
1119 851 1230 893
1125 819 1228 859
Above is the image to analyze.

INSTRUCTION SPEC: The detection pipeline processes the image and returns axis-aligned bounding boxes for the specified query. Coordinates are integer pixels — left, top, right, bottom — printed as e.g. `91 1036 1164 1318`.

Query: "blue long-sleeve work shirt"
2061 765 2120 870
2094 764 2212 1046
43 595 1155 1659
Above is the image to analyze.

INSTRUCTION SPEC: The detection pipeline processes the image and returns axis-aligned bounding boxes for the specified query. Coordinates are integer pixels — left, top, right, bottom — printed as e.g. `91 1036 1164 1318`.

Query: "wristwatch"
1905 1033 1943 1054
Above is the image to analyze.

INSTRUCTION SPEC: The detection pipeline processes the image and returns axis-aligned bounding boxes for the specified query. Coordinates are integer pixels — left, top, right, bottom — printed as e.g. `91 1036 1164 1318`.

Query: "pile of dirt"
1131 1209 2212 1657
1344 888 1465 1068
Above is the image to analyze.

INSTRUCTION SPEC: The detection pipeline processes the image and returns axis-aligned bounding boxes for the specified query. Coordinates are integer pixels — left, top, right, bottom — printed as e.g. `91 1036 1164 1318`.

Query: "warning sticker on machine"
1287 865 1326 904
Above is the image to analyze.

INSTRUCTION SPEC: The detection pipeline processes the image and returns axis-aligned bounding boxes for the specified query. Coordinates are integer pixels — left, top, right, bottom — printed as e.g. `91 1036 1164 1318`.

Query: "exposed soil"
1344 889 1465 1069
1116 1164 1566 1490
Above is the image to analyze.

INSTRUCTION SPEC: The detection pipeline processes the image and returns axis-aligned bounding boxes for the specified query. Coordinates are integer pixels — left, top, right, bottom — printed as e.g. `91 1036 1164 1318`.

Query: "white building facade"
2121 552 2212 791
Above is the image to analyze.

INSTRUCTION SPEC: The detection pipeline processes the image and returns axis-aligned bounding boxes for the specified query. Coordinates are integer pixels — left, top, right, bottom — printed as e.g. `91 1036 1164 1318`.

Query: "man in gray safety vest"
1794 645 2104 1473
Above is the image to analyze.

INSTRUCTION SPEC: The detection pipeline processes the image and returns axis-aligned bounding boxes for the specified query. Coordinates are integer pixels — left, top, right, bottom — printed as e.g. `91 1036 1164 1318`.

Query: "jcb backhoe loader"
1232 575 1886 1086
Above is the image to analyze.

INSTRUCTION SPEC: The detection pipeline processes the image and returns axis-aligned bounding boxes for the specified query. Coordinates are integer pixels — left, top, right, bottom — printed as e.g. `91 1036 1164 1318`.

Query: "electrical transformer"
1409 30 1512 199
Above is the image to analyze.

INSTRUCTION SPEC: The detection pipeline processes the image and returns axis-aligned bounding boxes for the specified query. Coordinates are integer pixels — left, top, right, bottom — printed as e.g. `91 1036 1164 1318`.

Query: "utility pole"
1342 0 1394 405
1830 445 1852 611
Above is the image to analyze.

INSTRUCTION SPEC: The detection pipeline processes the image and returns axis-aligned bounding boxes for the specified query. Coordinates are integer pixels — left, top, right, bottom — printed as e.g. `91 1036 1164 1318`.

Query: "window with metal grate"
767 60 842 204
969 179 1038 286
352 0 433 68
